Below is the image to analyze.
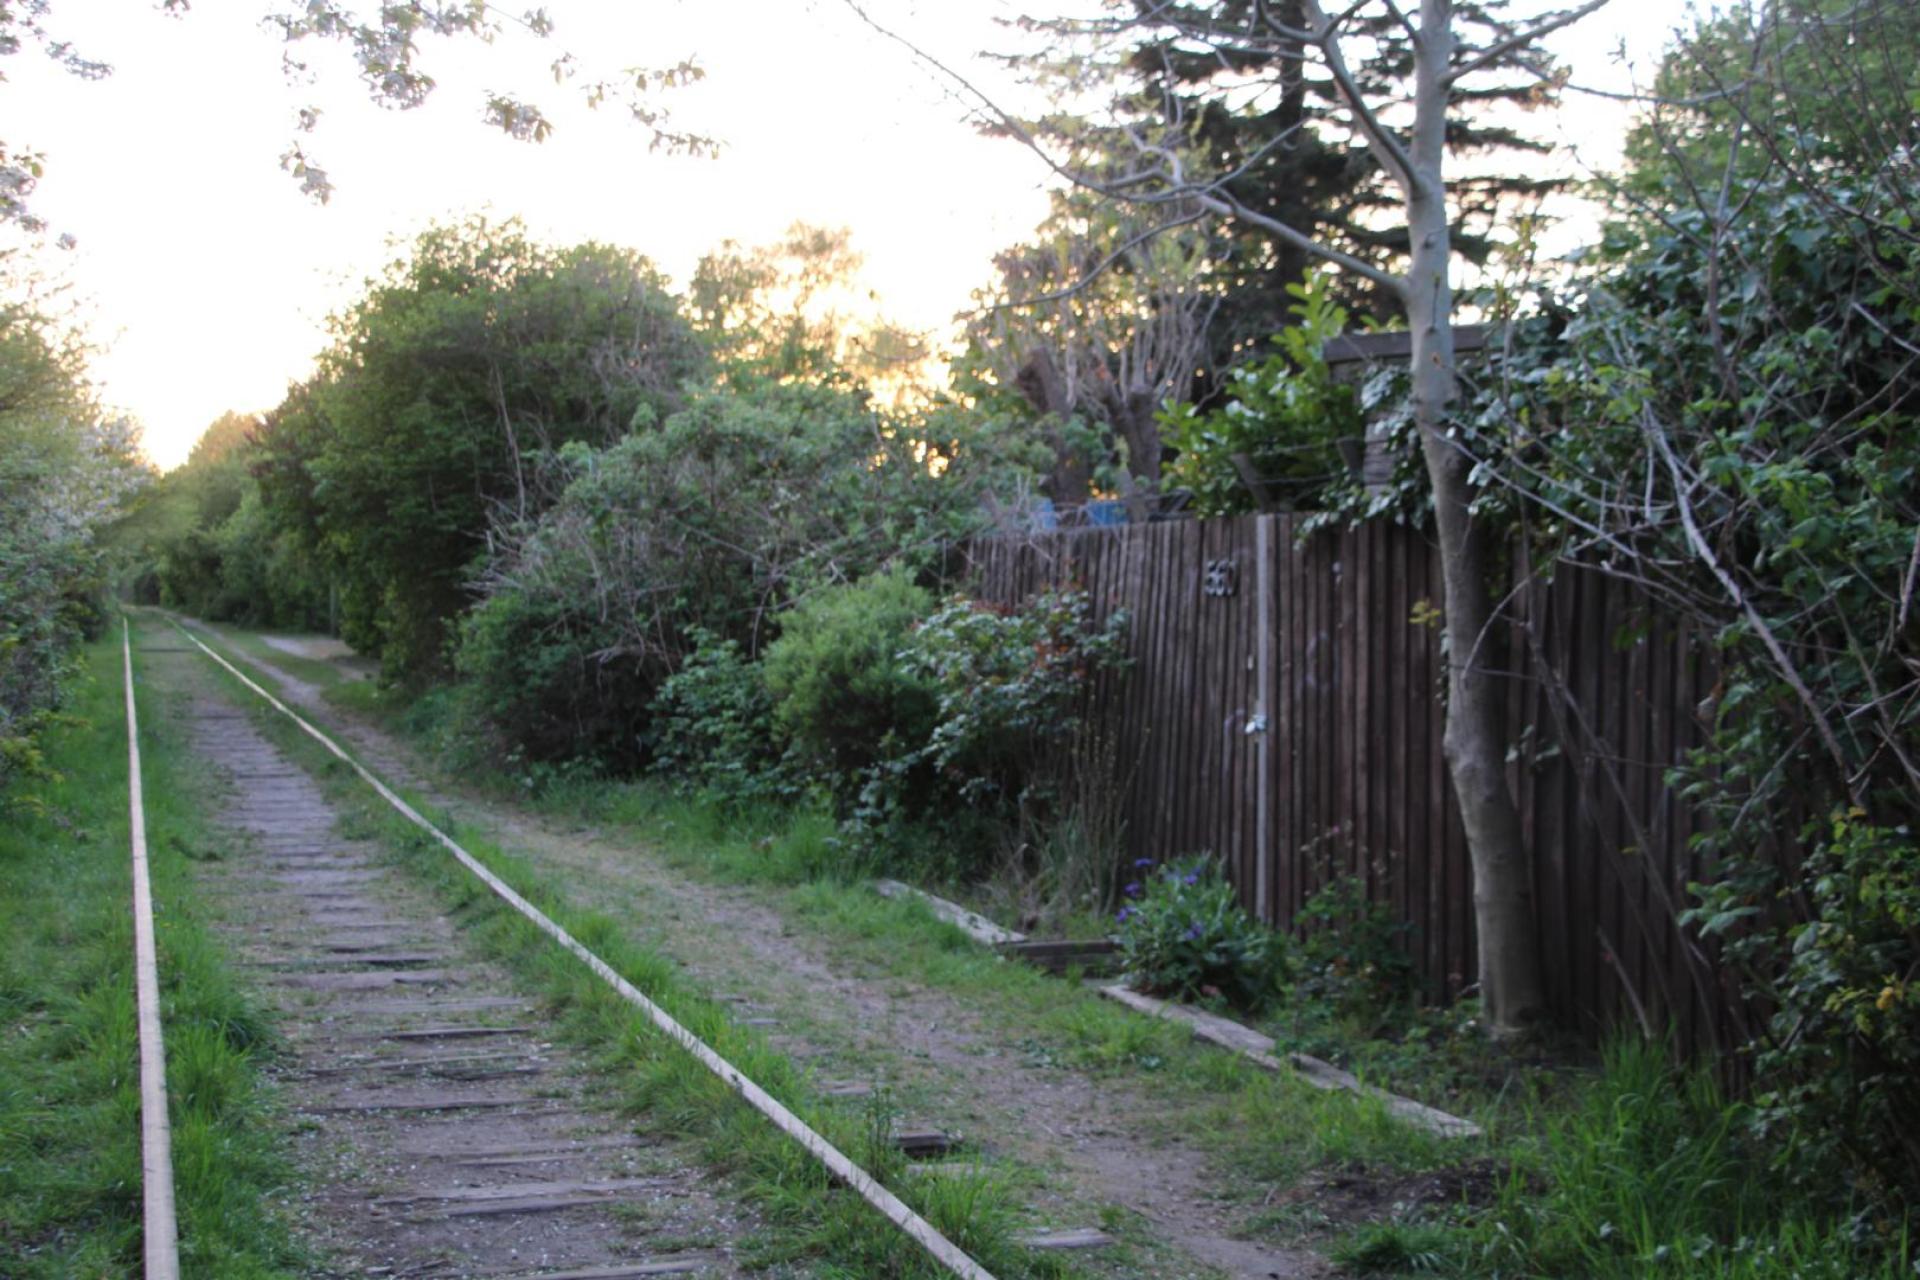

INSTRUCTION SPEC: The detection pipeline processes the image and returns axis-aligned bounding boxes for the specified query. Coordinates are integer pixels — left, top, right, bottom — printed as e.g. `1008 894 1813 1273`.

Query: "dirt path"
143 643 752 1279
194 623 1326 1280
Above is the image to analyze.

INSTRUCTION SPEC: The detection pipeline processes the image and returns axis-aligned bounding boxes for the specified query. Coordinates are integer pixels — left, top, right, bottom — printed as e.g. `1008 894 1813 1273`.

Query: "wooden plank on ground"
1020 1229 1116 1251
874 880 1026 945
1097 984 1481 1139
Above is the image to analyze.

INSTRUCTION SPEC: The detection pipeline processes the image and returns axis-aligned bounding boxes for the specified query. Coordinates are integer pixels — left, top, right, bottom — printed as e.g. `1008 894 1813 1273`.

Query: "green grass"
0 630 301 1278
1321 1039 1913 1278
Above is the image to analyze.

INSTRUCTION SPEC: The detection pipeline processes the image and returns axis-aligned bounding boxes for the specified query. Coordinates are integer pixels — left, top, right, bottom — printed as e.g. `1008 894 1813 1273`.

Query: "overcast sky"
4 0 1684 469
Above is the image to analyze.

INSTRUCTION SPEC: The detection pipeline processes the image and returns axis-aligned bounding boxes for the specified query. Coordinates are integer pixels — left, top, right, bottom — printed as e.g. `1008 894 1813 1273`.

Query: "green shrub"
762 566 938 798
1158 271 1362 516
1688 814 1920 1213
903 589 1128 806
1114 855 1289 1013
1294 873 1418 1025
452 588 648 768
649 627 796 802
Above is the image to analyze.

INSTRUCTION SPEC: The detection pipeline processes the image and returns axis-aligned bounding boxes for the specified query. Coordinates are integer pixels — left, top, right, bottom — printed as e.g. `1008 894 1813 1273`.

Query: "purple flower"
1116 906 1135 924
1123 881 1142 898
1183 922 1203 941
1134 858 1155 869
1182 872 1200 885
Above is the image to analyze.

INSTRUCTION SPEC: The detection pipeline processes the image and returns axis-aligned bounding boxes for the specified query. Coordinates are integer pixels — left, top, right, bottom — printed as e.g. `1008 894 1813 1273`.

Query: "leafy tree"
953 0 1567 512
689 222 931 391
1618 0 1919 208
116 412 332 629
254 217 707 678
0 268 141 795
960 191 1222 505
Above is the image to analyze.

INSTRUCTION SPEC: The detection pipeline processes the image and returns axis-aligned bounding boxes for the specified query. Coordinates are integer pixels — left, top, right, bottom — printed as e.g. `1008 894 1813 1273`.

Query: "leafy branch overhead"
0 0 714 221
269 1 715 202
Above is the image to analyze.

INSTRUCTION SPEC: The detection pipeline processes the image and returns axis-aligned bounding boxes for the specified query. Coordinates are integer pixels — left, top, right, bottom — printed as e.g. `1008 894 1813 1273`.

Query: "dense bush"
454 370 1037 768
649 627 795 802
1468 159 1920 1214
903 589 1128 805
1113 856 1289 1013
1 288 141 798
253 217 707 679
117 413 329 631
1292 873 1418 1025
1688 814 1920 1210
763 565 938 800
451 587 651 768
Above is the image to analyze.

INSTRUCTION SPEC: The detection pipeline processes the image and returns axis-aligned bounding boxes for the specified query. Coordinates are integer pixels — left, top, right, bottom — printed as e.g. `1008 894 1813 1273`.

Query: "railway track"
122 617 1002 1279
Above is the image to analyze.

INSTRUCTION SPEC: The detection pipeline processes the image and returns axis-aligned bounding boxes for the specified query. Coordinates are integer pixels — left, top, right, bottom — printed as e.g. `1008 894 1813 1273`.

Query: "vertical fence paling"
966 517 1726 1052
122 619 181 1280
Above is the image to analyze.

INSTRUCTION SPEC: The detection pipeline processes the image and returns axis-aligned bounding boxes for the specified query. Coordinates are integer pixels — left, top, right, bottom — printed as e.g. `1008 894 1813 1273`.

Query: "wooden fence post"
1255 515 1274 923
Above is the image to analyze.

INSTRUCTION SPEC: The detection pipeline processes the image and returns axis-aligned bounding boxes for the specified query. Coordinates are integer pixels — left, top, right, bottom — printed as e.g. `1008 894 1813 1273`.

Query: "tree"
861 0 1620 1031
958 1 1567 515
1618 0 1919 208
960 190 1222 505
0 261 141 794
254 217 707 678
113 411 333 628
688 222 933 394
0 0 709 229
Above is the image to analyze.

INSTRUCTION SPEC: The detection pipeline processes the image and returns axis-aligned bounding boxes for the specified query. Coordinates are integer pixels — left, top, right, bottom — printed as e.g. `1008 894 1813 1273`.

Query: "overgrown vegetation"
0 268 140 798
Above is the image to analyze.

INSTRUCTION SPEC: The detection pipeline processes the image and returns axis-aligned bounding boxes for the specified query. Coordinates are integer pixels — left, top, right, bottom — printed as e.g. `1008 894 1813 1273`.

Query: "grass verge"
0 631 300 1278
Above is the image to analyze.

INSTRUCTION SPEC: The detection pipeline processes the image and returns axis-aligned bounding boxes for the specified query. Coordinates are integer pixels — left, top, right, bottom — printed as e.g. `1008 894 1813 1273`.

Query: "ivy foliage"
1472 157 1920 1214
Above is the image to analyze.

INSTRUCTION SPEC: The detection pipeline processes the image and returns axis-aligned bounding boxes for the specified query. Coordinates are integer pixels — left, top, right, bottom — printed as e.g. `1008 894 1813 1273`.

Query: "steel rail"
165 618 998 1280
123 618 181 1280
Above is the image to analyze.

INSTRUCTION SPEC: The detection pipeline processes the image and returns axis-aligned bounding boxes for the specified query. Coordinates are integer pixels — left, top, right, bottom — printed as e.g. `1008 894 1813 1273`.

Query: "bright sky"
4 0 1685 470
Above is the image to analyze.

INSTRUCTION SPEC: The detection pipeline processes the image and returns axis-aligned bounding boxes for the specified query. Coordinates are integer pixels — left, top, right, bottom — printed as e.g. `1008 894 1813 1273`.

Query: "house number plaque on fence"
1204 557 1239 597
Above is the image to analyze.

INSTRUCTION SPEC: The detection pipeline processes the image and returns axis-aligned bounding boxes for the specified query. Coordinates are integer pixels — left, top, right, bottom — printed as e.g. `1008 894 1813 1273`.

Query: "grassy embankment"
0 629 301 1278
187 617 1915 1279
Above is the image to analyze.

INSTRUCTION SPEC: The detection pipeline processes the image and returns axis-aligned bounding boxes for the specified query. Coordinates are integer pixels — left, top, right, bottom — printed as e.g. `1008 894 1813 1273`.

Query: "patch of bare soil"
259 631 377 671
1266 1159 1505 1232
148 647 750 1279
216 630 1328 1280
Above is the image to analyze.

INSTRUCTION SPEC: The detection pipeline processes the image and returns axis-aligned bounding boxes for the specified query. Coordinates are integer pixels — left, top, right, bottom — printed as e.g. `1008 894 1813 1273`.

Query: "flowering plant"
1112 855 1289 1013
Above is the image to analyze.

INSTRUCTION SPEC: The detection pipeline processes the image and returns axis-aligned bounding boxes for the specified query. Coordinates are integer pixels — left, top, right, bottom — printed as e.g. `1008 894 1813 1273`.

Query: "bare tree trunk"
1405 0 1544 1031
1016 347 1095 506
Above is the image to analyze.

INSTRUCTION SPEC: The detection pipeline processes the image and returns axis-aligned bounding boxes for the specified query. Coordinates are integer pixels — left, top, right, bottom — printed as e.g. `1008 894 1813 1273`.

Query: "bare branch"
1443 0 1618 88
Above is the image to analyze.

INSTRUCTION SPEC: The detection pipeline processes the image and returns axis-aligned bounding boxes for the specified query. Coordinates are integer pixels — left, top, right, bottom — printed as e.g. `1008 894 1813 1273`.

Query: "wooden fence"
967 515 1745 1054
